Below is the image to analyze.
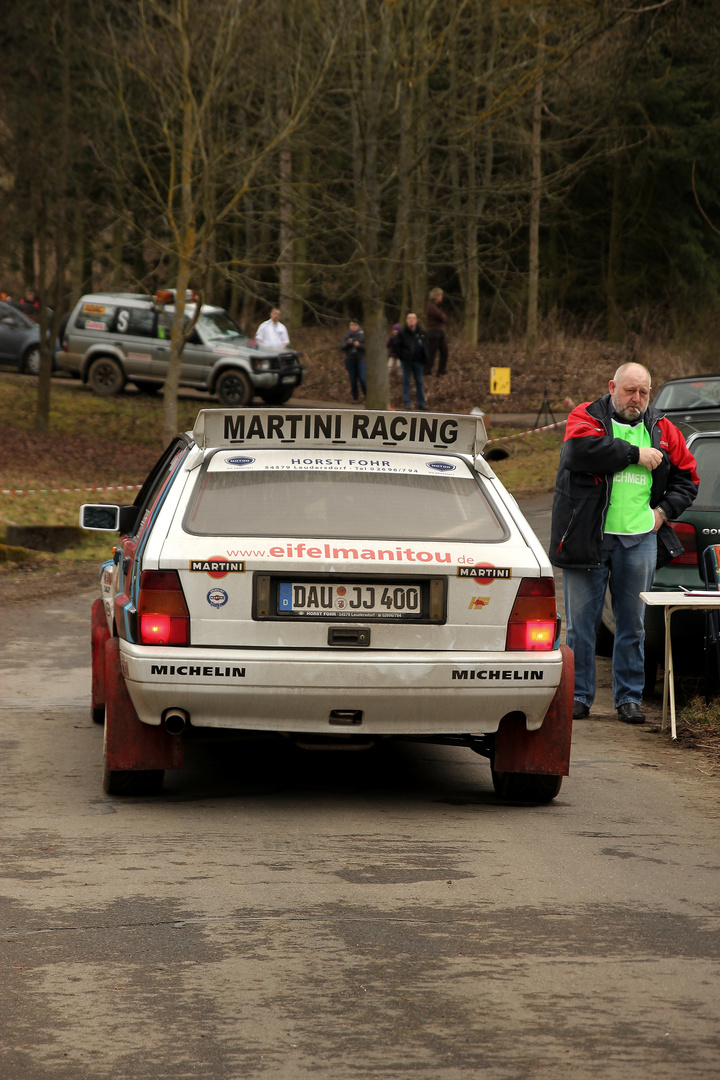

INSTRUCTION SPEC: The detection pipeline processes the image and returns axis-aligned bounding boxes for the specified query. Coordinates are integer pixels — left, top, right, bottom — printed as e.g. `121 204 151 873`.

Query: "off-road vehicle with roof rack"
56 290 303 406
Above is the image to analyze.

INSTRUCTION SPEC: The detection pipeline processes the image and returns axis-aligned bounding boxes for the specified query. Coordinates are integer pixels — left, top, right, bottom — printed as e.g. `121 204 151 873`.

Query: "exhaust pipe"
162 708 189 735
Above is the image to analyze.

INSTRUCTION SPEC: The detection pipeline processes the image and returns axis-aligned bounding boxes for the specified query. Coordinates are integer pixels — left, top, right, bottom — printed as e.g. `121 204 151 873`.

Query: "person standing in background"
340 320 366 403
424 287 448 376
391 313 427 411
255 307 290 349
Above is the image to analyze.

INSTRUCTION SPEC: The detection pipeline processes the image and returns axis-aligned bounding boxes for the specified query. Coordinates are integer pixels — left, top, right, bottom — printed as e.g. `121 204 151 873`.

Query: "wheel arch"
208 359 254 395
80 346 127 384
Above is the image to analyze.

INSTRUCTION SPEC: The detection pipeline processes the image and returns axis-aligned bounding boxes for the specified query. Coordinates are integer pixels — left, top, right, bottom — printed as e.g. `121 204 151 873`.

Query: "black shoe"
617 702 645 724
572 700 589 720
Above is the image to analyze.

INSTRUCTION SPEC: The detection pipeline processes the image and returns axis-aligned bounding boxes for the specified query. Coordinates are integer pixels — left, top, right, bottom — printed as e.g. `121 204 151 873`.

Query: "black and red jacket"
549 394 699 570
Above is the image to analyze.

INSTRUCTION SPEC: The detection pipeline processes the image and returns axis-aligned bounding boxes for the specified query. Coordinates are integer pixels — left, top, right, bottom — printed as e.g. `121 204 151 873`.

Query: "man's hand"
652 507 665 532
639 447 663 470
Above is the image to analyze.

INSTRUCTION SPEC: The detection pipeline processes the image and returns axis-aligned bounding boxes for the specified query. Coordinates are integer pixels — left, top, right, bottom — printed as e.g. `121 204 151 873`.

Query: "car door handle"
155 345 168 351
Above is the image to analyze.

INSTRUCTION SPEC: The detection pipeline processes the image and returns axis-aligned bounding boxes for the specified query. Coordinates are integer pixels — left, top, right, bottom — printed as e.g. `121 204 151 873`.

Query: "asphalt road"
2 498 720 1079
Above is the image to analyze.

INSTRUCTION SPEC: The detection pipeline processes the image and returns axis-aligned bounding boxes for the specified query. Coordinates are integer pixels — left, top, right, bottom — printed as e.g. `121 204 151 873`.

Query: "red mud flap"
493 645 574 776
104 637 184 772
91 598 111 717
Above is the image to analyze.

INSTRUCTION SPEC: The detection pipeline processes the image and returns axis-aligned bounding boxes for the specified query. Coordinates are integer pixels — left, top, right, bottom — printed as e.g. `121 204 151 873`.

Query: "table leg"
666 607 678 740
662 609 670 732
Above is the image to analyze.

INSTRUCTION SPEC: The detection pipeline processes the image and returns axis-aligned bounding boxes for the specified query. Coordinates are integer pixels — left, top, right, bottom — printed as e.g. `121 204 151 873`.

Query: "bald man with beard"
549 363 699 724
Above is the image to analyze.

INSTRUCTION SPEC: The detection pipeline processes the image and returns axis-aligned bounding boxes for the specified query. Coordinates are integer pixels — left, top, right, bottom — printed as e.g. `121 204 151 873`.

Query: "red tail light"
138 570 189 645
669 522 698 566
506 577 557 651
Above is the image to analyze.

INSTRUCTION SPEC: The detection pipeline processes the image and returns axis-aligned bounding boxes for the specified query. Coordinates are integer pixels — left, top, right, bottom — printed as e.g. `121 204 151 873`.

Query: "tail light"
669 522 697 566
138 570 189 645
506 577 557 651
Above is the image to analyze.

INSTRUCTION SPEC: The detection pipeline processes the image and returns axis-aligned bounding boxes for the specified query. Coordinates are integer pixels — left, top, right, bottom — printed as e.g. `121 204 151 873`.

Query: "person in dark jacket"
424 287 448 376
391 313 427 410
550 363 698 724
340 320 366 403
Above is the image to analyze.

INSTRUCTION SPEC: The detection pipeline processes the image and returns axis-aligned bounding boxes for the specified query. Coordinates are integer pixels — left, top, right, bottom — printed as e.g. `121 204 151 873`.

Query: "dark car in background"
652 375 720 437
0 299 55 375
597 430 720 690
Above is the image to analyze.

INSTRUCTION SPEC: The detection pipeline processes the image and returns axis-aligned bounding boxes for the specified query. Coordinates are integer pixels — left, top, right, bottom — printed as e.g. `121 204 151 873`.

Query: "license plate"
280 374 296 384
277 581 422 619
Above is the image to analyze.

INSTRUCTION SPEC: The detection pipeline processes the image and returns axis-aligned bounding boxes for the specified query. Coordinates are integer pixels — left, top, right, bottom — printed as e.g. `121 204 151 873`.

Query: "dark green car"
597 430 720 690
652 376 720 437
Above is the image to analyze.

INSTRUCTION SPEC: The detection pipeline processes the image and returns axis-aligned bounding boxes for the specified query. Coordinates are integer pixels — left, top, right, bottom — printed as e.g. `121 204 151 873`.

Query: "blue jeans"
344 356 366 401
563 531 657 708
401 358 426 409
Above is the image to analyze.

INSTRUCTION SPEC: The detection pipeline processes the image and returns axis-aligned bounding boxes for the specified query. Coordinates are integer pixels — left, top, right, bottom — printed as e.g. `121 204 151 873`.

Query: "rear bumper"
119 642 564 735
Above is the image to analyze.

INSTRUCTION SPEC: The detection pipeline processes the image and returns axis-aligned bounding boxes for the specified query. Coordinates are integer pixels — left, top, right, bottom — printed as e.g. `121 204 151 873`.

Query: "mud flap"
91 598 111 716
493 645 574 776
104 637 184 772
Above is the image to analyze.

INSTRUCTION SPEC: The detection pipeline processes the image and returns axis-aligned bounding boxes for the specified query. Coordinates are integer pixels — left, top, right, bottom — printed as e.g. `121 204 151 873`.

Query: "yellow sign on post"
490 367 511 395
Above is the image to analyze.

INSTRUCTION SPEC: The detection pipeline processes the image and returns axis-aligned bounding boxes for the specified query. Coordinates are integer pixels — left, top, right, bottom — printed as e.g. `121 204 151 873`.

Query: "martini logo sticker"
207 588 229 609
190 558 245 578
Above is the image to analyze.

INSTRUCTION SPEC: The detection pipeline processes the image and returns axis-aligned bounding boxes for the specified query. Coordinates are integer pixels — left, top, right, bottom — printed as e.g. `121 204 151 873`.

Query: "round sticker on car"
225 456 255 467
207 588 229 608
426 460 456 472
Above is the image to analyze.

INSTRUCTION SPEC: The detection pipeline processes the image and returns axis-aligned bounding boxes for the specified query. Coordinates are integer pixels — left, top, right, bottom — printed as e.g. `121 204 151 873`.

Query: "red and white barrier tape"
1 484 142 496
1 420 568 492
485 418 567 444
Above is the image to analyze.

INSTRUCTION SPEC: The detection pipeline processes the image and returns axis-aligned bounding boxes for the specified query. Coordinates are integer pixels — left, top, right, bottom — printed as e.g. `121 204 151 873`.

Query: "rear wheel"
22 346 41 375
88 356 126 397
216 369 253 406
491 769 563 803
260 384 295 405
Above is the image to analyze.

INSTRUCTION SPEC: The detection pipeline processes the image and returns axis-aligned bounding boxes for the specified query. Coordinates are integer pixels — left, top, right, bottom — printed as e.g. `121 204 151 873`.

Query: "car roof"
657 375 720 386
75 293 224 315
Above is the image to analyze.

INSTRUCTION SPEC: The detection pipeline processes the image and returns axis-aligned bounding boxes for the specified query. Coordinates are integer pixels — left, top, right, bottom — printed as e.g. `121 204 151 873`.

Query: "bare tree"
108 0 339 442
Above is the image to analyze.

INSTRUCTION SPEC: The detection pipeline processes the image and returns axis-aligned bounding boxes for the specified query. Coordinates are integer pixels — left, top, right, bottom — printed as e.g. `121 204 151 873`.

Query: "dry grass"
294 324 708 415
673 696 720 771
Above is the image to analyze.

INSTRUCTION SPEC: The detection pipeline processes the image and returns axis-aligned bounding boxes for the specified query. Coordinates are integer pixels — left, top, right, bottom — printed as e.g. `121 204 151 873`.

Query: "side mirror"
80 504 120 531
80 504 139 533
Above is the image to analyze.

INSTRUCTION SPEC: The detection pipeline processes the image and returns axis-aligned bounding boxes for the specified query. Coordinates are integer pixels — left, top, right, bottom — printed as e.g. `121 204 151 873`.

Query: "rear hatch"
157 448 545 651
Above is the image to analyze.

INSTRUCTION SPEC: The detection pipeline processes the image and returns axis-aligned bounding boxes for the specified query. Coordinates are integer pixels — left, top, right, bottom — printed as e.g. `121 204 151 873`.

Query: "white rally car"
82 408 573 801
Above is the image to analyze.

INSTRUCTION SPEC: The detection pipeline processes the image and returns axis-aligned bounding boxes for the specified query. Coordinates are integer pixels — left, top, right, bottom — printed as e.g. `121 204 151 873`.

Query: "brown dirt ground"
1 424 162 489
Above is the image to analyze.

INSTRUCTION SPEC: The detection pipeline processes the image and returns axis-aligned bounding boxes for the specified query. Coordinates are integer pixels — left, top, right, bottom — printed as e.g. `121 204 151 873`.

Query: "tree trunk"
606 150 625 342
364 299 390 411
526 17 544 359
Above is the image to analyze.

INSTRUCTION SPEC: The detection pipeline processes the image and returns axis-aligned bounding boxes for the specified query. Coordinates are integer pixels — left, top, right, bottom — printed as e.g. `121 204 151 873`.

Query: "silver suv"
56 291 303 406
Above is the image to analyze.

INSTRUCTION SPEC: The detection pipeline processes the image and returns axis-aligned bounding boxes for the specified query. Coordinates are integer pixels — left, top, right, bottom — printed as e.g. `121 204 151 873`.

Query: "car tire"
259 385 295 405
103 765 164 796
132 380 161 394
216 369 253 407
491 769 563 803
88 356 126 397
22 346 41 376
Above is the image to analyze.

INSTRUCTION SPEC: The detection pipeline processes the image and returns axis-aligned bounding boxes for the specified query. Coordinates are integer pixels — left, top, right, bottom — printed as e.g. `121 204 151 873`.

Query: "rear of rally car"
89 409 573 800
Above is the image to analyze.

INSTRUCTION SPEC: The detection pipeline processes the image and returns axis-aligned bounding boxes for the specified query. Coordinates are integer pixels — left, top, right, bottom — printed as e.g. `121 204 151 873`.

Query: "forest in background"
1 0 720 428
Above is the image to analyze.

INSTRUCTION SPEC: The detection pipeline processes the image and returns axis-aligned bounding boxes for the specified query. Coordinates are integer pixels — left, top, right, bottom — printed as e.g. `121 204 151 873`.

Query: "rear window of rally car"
183 450 507 541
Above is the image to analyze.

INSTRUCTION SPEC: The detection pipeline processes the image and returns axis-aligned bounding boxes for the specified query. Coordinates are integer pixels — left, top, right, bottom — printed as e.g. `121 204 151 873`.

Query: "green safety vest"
604 419 655 535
